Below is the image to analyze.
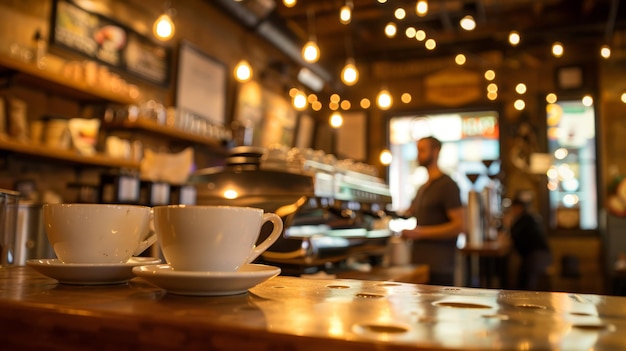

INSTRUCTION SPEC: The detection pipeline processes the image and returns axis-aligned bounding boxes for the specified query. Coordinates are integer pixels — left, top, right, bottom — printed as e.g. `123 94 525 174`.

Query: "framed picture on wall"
336 111 367 161
175 41 227 125
294 114 315 149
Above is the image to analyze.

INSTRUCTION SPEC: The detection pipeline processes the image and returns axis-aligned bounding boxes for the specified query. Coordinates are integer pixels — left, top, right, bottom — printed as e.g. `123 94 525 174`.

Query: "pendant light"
234 59 253 82
153 2 176 41
341 32 359 86
302 8 320 63
339 0 353 25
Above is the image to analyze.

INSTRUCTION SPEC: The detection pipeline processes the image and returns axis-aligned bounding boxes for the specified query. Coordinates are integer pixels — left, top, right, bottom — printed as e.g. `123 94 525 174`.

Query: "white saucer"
132 264 281 296
26 257 162 285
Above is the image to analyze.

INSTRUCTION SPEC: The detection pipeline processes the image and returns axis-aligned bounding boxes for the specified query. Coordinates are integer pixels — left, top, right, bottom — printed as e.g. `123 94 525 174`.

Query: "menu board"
50 0 170 86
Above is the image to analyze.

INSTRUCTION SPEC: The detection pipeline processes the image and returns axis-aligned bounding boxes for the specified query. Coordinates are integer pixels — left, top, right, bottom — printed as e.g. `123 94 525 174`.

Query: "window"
546 100 598 229
388 111 500 211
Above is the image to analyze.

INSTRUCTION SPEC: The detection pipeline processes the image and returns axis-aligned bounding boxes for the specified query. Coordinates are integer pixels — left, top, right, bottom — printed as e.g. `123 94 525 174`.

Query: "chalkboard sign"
50 0 170 86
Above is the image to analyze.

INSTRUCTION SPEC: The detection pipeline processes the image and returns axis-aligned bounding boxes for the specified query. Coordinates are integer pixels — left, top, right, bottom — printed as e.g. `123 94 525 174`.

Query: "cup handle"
133 231 157 256
246 213 283 264
133 209 157 256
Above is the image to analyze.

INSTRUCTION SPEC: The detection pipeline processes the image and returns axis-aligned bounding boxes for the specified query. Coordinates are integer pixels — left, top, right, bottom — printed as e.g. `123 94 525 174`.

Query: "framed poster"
175 42 227 125
336 111 367 161
49 0 170 85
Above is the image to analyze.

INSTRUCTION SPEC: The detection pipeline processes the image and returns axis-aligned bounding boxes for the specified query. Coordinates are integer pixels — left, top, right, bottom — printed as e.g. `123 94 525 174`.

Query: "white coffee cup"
43 203 156 264
153 205 283 272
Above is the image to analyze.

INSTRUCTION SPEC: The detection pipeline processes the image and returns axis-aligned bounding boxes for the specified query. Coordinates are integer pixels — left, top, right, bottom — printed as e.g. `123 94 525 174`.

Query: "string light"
385 22 397 38
600 44 611 59
380 149 393 165
340 1 352 24
302 8 320 63
283 0 296 8
459 15 476 31
552 42 564 57
330 112 343 128
302 41 320 63
234 60 252 82
508 31 520 46
416 0 428 17
341 59 359 86
377 89 392 110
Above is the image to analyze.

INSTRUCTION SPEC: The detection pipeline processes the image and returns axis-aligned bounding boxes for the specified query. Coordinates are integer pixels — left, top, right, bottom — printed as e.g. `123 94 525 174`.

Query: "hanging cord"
306 7 316 41
604 0 618 43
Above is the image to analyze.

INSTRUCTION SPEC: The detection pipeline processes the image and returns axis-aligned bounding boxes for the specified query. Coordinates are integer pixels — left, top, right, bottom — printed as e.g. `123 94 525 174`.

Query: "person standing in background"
507 197 552 290
401 136 466 286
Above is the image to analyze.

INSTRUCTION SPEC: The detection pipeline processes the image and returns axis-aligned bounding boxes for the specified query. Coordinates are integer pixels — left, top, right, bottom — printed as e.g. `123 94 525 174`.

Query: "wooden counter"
2 266 626 350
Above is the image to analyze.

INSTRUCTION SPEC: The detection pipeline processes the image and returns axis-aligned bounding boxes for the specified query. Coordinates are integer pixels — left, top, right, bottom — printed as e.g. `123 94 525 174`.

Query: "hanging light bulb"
339 1 352 24
293 91 308 110
153 7 175 41
600 44 611 59
303 8 320 63
508 31 520 46
377 89 392 110
283 0 296 8
341 59 359 86
416 0 428 17
329 111 343 128
234 59 252 82
552 41 564 57
459 15 476 31
302 40 320 63
384 22 397 38
380 149 393 165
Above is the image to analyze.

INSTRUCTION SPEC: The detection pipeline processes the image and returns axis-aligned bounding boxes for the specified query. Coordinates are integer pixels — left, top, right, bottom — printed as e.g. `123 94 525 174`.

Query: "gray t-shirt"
407 174 462 277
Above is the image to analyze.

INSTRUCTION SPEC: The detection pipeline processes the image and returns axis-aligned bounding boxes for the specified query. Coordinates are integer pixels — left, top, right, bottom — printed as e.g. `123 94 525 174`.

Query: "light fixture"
234 59 252 82
405 27 416 38
416 0 428 17
508 31 520 46
459 15 476 31
153 3 176 41
302 8 320 63
360 98 371 109
401 93 411 103
484 70 495 81
425 38 436 50
376 89 392 110
546 93 558 104
339 1 352 24
455 54 466 65
380 149 392 165
341 33 359 86
415 29 426 41
293 91 308 110
582 94 593 107
341 59 359 86
600 44 611 59
302 41 320 63
552 41 564 57
384 22 397 38
394 8 406 20
283 0 296 8
340 100 351 110
329 112 343 128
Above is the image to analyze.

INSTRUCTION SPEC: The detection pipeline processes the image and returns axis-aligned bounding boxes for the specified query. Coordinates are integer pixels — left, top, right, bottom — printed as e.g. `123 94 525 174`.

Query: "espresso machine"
189 147 393 275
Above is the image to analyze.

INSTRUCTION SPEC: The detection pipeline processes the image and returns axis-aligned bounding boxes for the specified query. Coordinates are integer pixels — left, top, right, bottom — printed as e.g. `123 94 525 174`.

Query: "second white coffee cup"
153 205 283 272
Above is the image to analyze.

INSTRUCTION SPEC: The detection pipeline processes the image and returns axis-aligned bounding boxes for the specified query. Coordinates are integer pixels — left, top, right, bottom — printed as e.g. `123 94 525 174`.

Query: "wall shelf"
0 54 138 105
0 138 139 169
102 118 227 149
